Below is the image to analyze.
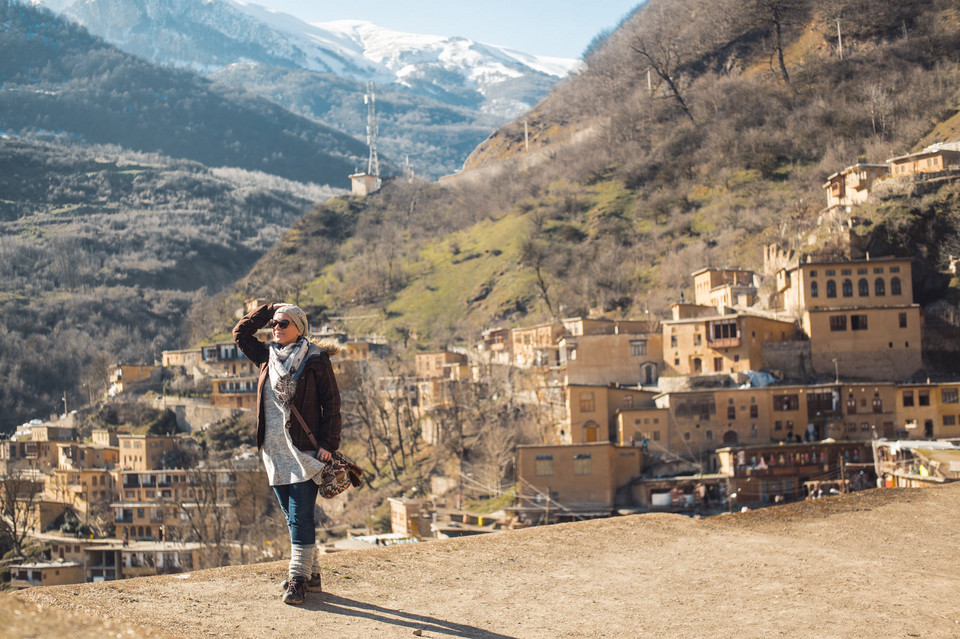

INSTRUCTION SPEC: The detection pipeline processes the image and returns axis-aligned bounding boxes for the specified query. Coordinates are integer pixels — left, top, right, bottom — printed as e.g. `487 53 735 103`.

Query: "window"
653 431 660 441
890 266 900 273
671 335 678 348
573 454 592 475
847 422 857 433
829 315 847 331
727 406 736 419
693 333 702 346
534 454 554 476
825 269 836 276
826 280 837 298
861 422 870 432
857 268 868 275
774 420 783 431
579 392 595 413
943 415 956 426
873 267 884 274
918 390 930 407
875 278 886 296
714 357 724 372
750 405 758 418
891 277 902 295
903 391 914 407
846 398 857 414
851 315 868 331
858 279 869 296
750 424 758 438
810 270 818 277
873 397 883 413
842 279 853 297
706 430 713 441
841 268 852 276
630 340 647 357
810 281 819 298
711 320 738 340
942 388 959 404
773 394 799 411
899 312 907 328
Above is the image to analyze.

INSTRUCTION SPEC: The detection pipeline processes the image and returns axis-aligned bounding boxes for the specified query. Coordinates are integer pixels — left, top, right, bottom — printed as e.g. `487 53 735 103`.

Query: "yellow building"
775 256 922 380
108 364 158 395
661 309 797 377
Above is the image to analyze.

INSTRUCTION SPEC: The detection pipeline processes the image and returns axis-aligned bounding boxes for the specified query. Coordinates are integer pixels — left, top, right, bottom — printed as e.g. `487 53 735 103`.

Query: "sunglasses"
268 319 292 329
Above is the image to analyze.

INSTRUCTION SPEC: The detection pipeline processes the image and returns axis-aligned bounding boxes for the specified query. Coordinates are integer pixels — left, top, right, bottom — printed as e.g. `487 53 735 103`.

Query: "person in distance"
233 302 341 606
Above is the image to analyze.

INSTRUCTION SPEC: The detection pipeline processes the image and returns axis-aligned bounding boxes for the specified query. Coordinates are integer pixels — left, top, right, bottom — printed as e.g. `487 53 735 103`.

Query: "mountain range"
33 0 579 178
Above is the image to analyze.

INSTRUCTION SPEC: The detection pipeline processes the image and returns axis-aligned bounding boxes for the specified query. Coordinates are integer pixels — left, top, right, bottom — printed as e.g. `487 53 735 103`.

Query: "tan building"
887 143 960 177
661 309 797 377
416 350 469 380
47 468 116 516
0 439 60 473
873 440 960 488
559 331 663 387
515 442 643 518
480 327 512 365
511 322 565 368
56 443 118 471
775 256 922 380
716 440 874 505
161 348 201 369
563 384 657 443
201 342 258 377
692 268 758 308
388 497 432 539
84 541 201 581
117 435 180 471
90 429 119 448
210 375 257 410
822 163 889 210
9 560 84 589
108 364 158 395
894 382 960 440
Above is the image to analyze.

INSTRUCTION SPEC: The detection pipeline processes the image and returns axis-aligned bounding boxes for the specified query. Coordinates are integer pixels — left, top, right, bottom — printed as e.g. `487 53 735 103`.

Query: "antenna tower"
364 81 380 185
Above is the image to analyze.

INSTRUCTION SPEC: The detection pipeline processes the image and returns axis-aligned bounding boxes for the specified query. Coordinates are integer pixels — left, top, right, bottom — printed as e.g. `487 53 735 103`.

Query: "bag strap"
288 404 323 458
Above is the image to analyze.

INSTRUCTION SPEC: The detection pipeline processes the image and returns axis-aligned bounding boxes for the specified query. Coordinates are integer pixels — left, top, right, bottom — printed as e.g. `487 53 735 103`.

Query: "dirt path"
7 484 960 638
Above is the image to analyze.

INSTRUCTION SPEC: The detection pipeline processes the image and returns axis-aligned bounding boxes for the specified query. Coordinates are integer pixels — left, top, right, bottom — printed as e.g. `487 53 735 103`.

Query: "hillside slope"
9 484 960 638
218 0 960 349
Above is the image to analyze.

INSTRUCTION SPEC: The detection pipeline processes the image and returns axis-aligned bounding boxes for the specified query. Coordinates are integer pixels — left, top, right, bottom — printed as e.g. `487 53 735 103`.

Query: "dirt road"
7 484 960 638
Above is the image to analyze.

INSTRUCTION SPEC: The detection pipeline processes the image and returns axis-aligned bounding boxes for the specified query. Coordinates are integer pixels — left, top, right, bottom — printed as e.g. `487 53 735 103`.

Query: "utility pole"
835 17 844 60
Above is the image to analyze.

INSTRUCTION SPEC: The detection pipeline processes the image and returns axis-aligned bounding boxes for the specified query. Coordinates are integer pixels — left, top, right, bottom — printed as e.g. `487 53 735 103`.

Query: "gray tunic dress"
260 348 327 487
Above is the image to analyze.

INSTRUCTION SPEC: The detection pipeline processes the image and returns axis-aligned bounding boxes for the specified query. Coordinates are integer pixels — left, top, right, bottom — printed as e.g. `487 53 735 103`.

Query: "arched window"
858 279 869 296
826 280 837 298
842 279 853 297
810 281 819 298
891 277 902 295
875 278 886 296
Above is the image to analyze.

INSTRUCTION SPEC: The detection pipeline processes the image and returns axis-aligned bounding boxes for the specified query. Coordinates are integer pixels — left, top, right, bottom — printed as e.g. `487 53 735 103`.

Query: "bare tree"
0 470 43 559
631 23 695 123
179 467 234 568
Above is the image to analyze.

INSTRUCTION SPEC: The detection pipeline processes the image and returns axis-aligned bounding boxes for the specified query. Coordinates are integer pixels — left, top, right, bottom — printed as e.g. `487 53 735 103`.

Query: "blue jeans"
273 480 319 546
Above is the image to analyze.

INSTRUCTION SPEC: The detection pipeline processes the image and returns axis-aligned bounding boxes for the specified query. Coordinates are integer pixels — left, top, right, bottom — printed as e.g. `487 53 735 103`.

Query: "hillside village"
4 139 960 592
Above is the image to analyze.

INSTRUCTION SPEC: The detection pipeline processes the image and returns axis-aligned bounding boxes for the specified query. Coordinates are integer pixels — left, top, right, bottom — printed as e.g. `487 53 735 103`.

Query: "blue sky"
250 0 641 59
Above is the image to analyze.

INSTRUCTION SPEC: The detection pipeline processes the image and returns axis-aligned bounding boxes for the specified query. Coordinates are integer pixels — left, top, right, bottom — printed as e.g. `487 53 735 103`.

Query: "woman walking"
233 302 341 605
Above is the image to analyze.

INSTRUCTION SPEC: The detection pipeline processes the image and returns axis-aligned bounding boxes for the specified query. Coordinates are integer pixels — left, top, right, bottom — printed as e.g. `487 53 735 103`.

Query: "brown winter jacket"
232 303 342 454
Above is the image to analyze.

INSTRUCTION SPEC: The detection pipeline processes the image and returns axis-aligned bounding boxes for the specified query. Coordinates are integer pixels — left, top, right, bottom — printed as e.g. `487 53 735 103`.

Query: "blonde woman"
233 302 340 605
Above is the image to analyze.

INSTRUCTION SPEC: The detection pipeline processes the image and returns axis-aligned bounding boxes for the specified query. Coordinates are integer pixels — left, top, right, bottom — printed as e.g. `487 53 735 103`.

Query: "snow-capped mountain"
35 0 577 117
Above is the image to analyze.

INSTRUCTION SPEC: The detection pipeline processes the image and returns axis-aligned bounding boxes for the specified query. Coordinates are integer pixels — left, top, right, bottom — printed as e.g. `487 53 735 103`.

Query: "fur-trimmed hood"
309 338 341 357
